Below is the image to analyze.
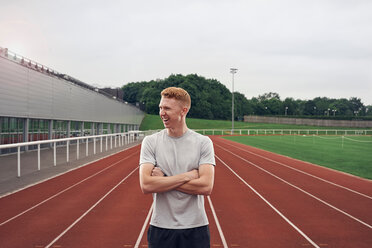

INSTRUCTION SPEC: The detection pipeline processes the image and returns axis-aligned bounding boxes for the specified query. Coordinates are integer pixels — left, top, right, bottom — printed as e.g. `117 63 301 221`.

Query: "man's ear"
181 107 189 116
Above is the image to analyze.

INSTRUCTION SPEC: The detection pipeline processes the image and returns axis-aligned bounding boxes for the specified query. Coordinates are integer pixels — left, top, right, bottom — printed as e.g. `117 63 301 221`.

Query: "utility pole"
230 68 238 134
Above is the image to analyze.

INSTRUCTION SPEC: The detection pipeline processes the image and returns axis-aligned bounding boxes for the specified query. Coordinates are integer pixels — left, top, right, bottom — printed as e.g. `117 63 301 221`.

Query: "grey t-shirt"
139 129 215 229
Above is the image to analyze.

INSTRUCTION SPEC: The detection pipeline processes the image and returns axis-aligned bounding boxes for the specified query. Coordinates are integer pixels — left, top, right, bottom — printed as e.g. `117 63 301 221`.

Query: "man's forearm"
140 164 199 194
143 164 213 195
176 177 213 195
141 174 191 194
176 164 214 195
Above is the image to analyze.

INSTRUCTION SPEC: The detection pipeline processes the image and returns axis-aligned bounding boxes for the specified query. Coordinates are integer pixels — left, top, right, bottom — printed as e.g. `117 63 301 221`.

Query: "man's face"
159 97 185 129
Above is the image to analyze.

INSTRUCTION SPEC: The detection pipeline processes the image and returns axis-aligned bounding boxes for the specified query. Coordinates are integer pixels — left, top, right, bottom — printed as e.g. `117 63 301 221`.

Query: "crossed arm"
139 163 215 196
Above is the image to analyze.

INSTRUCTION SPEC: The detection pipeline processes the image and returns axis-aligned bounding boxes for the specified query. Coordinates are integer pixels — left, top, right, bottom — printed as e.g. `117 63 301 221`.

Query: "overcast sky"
1 0 371 105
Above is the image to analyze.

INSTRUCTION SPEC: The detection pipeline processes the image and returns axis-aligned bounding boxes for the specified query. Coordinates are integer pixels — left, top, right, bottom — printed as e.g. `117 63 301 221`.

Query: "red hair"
161 87 191 109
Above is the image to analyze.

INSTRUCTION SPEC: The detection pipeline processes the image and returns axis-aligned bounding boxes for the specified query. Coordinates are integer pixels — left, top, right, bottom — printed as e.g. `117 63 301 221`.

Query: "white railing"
193 129 372 136
0 130 155 178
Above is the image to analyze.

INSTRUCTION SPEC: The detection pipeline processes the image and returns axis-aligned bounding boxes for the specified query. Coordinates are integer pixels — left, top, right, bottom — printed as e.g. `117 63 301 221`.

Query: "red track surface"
0 137 371 247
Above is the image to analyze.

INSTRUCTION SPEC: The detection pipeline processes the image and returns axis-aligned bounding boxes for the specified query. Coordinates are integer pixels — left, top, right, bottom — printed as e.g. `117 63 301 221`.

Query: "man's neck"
166 124 188 137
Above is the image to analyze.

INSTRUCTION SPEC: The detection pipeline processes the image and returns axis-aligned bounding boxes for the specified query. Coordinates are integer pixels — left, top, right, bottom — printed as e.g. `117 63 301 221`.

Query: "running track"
0 136 371 247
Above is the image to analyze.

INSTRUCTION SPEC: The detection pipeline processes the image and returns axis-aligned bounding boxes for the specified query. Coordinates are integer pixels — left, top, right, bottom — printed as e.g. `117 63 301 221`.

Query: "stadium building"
0 47 144 154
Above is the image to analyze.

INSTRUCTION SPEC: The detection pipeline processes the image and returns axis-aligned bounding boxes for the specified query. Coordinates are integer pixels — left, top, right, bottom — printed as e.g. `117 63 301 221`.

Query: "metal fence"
193 129 372 136
0 130 156 177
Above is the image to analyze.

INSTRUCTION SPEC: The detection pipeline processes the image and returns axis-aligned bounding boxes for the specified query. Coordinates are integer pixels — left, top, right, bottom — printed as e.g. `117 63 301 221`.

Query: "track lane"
213 137 372 226
209 154 316 247
213 139 372 247
48 169 153 248
2 135 370 247
135 197 227 247
0 148 141 248
134 191 226 247
218 137 372 195
0 145 140 224
206 195 228 247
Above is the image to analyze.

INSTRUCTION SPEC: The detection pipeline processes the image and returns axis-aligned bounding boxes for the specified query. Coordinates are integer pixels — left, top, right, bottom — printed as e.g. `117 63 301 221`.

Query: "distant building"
0 47 144 154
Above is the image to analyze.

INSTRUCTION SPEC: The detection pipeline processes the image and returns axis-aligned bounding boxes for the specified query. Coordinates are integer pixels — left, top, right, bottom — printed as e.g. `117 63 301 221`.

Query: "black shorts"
147 225 210 248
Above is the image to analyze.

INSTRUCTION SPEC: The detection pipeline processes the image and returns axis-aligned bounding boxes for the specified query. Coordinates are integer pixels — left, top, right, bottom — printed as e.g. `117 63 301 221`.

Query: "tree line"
122 74 372 120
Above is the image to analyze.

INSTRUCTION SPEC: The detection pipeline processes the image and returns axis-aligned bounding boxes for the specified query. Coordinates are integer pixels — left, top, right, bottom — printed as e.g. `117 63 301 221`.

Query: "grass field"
140 114 372 179
224 135 372 179
140 114 372 131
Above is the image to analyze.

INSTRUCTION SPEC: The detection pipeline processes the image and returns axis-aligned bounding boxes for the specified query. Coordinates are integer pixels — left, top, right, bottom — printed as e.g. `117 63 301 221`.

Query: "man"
139 87 215 248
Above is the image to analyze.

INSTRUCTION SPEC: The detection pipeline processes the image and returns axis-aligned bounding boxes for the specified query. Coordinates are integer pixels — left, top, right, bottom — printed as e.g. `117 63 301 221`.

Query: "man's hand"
151 167 165 177
185 169 199 180
176 164 214 195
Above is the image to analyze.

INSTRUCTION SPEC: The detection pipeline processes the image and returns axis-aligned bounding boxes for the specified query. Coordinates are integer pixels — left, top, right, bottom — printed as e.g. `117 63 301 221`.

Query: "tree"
122 74 234 120
304 100 317 115
122 75 367 119
234 92 254 120
349 97 364 116
283 97 297 116
366 105 372 116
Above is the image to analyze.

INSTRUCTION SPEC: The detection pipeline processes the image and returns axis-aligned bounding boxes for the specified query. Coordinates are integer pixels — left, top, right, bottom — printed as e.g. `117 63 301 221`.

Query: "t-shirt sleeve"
139 136 156 166
199 136 216 166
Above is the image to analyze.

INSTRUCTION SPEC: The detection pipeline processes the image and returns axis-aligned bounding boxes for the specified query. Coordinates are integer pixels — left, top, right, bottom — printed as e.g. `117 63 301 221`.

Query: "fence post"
17 146 21 177
66 140 69 162
100 137 103 152
38 144 41 170
94 137 96 154
86 138 89 156
77 139 79 160
54 142 56 166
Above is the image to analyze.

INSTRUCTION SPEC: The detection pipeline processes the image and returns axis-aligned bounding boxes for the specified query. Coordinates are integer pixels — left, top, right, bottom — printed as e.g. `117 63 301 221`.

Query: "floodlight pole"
230 68 238 134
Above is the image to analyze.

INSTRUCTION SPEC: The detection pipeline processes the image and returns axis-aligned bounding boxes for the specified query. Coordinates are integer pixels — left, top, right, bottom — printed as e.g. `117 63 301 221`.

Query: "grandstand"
0 47 144 154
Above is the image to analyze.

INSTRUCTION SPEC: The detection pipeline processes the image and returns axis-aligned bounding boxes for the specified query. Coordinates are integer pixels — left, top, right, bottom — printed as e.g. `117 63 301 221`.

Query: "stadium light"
230 68 238 134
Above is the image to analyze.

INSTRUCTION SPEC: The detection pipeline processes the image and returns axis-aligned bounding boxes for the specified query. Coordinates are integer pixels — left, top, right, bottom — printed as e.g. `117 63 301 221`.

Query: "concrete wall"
244 115 372 128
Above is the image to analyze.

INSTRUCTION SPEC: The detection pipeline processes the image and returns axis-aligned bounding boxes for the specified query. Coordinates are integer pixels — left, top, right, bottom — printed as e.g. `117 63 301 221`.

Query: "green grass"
223 135 372 179
140 114 372 131
140 114 372 179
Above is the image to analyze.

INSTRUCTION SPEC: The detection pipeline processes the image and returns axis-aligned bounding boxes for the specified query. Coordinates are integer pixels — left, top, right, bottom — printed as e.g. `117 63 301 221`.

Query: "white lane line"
215 155 320 248
134 204 153 248
45 167 138 248
0 151 139 227
216 145 372 229
207 196 228 248
218 140 372 199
